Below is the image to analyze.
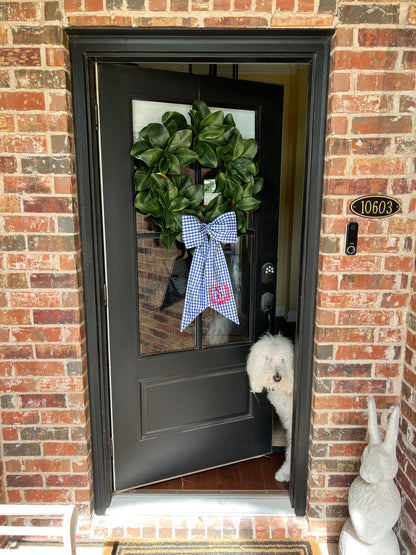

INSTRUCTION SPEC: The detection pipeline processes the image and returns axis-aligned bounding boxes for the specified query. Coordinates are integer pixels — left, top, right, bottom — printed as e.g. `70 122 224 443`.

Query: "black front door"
97 64 283 491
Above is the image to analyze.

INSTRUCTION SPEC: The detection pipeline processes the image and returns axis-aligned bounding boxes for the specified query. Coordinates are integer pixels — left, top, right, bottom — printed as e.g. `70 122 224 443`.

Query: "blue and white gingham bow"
180 212 240 332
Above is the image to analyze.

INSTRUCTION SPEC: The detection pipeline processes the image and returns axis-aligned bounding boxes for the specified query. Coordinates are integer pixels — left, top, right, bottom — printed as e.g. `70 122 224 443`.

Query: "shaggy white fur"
246 333 294 482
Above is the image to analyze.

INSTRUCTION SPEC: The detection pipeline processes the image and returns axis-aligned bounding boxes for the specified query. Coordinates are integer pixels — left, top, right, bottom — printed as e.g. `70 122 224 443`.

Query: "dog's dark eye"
273 373 282 382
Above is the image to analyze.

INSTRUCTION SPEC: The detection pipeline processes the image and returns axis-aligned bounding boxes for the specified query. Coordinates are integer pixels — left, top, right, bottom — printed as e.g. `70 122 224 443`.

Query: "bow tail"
207 245 239 325
180 212 240 332
180 248 209 332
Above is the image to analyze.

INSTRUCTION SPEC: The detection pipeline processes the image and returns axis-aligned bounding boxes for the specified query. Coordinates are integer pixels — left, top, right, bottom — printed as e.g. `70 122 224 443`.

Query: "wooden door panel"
140 367 250 437
98 64 283 491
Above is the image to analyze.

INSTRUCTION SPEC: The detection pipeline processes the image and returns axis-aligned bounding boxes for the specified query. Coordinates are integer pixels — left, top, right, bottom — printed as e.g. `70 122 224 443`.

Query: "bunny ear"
367 396 382 445
384 405 400 452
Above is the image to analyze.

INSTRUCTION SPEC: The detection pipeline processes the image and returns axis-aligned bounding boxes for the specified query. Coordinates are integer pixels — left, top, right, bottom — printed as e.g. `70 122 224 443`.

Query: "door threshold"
107 492 295 517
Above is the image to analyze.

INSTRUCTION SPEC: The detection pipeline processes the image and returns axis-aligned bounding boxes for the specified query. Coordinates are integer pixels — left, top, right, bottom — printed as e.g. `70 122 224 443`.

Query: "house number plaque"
349 195 401 219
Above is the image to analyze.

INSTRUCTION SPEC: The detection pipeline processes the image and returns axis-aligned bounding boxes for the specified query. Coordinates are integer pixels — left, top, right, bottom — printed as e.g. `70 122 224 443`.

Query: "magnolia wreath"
130 100 263 250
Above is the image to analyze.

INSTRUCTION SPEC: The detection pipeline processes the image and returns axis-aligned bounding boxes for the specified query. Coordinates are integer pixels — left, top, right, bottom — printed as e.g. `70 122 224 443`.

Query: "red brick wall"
0 3 93 515
0 0 415 548
397 259 416 552
309 12 416 545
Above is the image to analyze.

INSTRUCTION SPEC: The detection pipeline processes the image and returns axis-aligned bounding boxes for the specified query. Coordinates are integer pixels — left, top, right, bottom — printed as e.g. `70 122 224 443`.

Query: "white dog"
246 333 294 482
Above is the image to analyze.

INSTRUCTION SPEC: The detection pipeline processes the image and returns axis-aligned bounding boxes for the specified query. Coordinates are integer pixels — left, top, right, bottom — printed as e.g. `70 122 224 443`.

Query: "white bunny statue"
338 396 401 555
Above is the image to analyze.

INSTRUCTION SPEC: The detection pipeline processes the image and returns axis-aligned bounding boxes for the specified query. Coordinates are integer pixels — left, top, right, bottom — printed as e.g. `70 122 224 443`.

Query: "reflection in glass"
136 212 160 234
137 235 196 356
202 235 251 347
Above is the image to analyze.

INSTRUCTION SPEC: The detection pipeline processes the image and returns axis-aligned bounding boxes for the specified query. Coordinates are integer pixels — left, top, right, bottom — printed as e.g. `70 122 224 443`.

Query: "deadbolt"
261 262 275 284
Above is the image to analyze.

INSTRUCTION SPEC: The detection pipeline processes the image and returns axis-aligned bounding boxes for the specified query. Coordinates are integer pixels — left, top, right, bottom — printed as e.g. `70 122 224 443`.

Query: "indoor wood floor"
132 452 288 492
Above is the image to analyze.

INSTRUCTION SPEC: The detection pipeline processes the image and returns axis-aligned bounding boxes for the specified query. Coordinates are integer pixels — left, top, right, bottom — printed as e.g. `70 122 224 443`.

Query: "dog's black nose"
273 374 282 382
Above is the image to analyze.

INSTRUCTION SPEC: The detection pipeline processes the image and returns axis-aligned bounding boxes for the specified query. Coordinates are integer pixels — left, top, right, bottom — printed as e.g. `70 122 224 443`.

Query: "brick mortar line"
61 8 327 13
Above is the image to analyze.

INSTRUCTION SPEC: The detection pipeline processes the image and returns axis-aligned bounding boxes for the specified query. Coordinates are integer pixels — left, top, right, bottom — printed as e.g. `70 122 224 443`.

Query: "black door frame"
67 28 333 516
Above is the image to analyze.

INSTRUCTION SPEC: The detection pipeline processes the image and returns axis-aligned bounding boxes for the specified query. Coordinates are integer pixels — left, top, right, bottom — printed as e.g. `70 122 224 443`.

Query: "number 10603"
349 195 401 219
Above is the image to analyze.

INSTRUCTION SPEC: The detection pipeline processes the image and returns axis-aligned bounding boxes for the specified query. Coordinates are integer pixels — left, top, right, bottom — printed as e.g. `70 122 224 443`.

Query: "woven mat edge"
102 537 321 555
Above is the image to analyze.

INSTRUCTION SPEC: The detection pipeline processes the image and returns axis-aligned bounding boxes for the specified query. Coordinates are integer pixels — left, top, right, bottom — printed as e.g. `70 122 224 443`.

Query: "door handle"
261 292 274 313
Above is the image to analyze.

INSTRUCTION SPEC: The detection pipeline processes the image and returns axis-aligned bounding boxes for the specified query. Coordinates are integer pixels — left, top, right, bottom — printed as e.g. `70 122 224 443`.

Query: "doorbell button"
345 222 358 256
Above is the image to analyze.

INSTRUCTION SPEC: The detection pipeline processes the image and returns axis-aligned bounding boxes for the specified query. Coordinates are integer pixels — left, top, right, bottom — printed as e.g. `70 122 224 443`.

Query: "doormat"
102 538 321 554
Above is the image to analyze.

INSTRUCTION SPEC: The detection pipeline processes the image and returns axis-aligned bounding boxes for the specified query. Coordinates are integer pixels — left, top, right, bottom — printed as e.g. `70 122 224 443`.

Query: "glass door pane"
202 234 252 347
133 98 256 353
137 236 196 355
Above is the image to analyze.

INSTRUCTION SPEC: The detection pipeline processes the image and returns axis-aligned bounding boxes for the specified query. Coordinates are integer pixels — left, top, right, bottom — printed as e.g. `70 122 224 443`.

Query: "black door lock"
345 222 358 255
261 262 275 284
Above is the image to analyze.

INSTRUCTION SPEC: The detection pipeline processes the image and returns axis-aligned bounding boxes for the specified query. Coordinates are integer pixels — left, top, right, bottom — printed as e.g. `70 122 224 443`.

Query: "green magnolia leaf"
144 199 164 218
135 193 163 218
253 177 264 195
204 198 230 223
232 184 244 204
204 208 218 223
184 184 204 208
175 148 198 166
206 135 226 149
198 125 225 141
204 194 221 212
134 190 152 208
236 196 261 212
169 154 181 175
158 156 170 175
216 144 233 165
160 228 179 251
221 125 235 143
150 172 169 191
217 199 232 216
243 182 253 198
229 158 257 181
192 100 210 119
148 123 170 148
162 111 188 135
164 207 175 227
167 129 193 153
215 172 227 194
138 124 150 141
200 111 224 129
189 110 202 131
134 167 153 191
130 139 151 158
172 212 183 232
184 208 202 218
195 141 217 168
230 129 245 160
159 154 181 175
158 190 168 207
223 176 240 200
178 176 194 193
224 113 236 127
242 138 258 158
141 147 164 167
235 209 247 234
170 197 191 212
167 180 179 201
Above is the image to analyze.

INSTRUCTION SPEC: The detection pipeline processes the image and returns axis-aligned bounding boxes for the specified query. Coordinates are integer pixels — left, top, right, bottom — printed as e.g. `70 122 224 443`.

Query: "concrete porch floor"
1 494 338 554
2 540 338 554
